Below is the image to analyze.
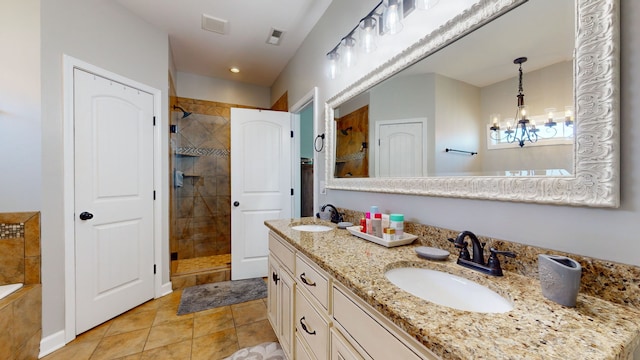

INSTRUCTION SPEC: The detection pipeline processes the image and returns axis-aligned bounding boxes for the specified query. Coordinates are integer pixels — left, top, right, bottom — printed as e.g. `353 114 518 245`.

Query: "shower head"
340 126 353 136
173 105 192 119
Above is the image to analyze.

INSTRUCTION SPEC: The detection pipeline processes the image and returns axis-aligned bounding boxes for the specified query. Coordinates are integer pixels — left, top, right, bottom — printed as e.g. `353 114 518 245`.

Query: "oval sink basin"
291 224 333 232
385 267 512 313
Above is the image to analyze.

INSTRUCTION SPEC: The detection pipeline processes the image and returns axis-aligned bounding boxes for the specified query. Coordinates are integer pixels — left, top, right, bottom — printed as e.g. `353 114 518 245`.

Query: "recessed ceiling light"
229 67 240 73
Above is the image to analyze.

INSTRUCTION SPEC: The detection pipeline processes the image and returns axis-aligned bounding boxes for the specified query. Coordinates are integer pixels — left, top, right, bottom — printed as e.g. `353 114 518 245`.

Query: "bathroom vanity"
265 218 640 360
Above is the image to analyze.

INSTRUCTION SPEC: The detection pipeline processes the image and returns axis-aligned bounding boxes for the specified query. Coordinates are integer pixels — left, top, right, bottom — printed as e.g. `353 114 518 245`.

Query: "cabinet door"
279 269 295 359
331 328 365 360
267 255 280 331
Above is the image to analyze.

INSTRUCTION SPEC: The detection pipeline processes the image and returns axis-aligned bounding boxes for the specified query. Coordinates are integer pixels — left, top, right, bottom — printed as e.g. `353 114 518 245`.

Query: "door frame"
290 87 319 217
61 55 168 343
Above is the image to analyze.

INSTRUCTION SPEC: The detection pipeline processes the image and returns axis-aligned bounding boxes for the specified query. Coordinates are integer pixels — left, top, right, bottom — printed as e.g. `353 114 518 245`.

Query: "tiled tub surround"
265 217 640 360
0 212 42 359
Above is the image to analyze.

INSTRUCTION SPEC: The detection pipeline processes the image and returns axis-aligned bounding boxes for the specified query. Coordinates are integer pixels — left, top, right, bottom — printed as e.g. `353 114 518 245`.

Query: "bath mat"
223 342 284 360
177 277 267 315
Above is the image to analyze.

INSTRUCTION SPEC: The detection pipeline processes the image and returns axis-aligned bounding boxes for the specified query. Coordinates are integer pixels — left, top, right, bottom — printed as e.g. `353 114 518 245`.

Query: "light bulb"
416 0 440 10
326 51 340 80
490 113 500 128
564 106 573 121
383 0 403 35
359 16 377 53
341 35 357 69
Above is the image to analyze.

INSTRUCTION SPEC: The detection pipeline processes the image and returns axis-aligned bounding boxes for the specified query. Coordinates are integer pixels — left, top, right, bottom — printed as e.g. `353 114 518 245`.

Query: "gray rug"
177 277 267 315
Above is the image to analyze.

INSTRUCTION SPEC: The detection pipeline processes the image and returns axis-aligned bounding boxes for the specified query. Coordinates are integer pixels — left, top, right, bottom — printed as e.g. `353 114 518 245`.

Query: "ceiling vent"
266 28 285 46
202 14 228 35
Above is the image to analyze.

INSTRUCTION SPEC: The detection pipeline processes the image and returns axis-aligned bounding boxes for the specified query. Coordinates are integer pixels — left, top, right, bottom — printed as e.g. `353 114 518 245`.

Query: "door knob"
79 212 94 220
233 201 240 207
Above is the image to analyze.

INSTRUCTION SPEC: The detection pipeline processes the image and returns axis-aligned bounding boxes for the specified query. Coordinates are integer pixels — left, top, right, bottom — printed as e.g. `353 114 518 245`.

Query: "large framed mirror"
325 0 619 207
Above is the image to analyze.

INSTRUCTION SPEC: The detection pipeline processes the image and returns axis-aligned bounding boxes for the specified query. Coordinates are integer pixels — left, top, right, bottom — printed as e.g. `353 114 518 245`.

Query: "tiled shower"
170 98 237 288
168 93 288 289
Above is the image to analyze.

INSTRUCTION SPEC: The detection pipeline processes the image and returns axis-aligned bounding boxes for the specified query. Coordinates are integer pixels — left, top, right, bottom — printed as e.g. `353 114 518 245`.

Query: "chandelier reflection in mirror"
326 0 440 80
490 57 574 148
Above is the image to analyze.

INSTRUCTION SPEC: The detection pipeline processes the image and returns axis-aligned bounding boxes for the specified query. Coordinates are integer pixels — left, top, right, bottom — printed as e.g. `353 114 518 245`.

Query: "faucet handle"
490 248 516 258
487 248 517 276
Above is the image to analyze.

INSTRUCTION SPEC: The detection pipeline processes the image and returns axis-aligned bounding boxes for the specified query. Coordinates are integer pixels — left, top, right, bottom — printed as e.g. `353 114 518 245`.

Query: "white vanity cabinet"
268 231 439 360
267 234 296 360
332 284 438 360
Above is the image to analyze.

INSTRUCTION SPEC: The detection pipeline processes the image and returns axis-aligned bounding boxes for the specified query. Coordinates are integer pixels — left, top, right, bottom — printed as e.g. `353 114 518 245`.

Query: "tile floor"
41 289 277 360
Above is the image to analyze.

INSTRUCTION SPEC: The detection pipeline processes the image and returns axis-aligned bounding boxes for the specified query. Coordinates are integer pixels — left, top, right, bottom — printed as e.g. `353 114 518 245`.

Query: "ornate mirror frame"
325 0 620 207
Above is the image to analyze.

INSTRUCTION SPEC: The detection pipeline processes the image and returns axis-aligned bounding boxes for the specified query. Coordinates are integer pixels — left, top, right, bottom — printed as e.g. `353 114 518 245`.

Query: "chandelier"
490 57 563 148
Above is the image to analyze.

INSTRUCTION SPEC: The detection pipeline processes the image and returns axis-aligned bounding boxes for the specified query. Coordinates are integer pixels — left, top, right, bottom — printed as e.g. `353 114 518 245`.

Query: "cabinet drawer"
296 255 329 309
333 286 423 360
296 334 314 360
269 233 295 273
331 328 365 360
296 288 329 360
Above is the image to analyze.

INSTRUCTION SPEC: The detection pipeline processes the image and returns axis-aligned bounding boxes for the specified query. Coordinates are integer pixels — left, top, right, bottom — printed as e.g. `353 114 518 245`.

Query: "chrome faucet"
448 231 516 276
319 204 344 224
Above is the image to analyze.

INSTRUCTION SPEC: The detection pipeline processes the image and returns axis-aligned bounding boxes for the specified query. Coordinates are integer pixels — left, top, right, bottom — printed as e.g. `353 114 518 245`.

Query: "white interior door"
376 119 426 177
74 69 155 334
231 108 291 280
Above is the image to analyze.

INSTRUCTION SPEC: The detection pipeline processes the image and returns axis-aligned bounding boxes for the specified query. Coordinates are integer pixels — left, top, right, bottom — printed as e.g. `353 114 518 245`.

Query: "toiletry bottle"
369 206 380 235
389 214 404 237
381 213 390 230
383 227 396 241
365 212 372 234
359 217 366 232
372 213 383 238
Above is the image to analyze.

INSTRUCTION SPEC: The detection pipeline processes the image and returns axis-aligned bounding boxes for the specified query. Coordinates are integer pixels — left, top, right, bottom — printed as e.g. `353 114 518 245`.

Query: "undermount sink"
385 267 513 313
291 224 333 232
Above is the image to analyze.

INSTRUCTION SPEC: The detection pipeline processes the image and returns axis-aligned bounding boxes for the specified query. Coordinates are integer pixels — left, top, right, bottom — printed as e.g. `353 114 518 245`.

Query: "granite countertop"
265 218 640 360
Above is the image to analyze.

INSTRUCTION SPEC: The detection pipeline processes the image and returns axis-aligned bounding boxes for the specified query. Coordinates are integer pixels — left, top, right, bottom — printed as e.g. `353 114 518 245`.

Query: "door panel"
377 120 426 177
74 69 155 334
231 108 291 280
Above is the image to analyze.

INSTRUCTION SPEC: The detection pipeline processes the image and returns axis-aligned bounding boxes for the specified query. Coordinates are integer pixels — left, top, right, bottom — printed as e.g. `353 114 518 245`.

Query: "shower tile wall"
171 98 253 260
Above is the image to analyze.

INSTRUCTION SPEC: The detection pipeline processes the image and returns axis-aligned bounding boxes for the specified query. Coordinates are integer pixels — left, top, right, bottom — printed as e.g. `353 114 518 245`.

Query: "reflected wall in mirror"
334 0 575 178
326 0 620 207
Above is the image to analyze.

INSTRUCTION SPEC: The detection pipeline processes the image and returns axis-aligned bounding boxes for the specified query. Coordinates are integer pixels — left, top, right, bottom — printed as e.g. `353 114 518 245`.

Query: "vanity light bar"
326 0 435 79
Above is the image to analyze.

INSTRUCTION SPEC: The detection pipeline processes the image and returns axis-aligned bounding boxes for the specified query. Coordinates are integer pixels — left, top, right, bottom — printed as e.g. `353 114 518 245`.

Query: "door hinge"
153 264 156 274
153 116 156 126
153 190 156 200
291 188 294 196
291 130 294 138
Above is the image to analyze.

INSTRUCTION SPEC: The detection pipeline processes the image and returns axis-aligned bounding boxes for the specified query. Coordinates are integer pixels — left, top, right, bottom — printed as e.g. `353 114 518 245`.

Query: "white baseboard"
159 281 173 298
39 330 66 358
